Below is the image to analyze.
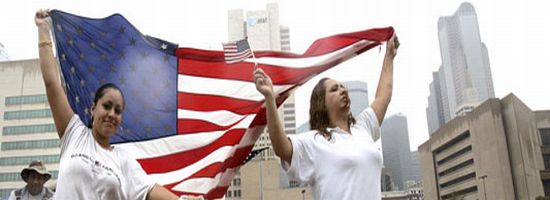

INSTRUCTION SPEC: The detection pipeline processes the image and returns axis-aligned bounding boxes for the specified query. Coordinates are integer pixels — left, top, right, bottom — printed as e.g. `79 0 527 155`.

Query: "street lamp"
478 175 488 200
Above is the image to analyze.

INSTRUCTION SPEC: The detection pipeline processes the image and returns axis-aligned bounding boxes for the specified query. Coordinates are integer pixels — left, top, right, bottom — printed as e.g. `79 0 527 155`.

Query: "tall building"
420 94 548 199
226 3 299 199
343 81 369 117
0 43 9 61
381 114 421 190
426 2 495 135
0 59 59 198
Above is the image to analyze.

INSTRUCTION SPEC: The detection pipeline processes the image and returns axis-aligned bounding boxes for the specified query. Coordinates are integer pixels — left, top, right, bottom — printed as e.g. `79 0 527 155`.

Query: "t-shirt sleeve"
59 114 87 157
355 107 381 141
122 151 155 200
281 133 315 184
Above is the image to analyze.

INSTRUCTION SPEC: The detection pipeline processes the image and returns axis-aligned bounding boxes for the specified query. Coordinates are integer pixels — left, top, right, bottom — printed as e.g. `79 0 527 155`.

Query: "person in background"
8 160 54 200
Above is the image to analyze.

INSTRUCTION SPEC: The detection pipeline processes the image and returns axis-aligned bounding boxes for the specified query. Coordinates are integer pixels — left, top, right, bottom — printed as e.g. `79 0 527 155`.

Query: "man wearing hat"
8 160 54 200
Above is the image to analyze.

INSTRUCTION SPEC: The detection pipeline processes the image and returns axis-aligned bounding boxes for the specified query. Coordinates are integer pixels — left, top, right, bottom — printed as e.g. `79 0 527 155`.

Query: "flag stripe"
177 93 262 115
178 75 293 102
178 109 245 127
139 130 246 173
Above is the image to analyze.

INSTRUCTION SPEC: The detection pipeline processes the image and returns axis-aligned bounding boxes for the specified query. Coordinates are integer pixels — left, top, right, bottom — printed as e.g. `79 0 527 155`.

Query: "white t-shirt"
55 115 154 200
283 107 382 200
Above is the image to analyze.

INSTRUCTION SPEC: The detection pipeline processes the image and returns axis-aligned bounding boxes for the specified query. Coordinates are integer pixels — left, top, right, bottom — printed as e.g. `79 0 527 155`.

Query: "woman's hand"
35 9 51 30
253 67 275 100
385 33 399 59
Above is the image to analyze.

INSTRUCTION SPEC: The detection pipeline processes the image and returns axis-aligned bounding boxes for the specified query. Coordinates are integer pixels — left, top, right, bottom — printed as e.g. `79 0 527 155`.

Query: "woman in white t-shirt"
35 9 195 200
254 33 399 200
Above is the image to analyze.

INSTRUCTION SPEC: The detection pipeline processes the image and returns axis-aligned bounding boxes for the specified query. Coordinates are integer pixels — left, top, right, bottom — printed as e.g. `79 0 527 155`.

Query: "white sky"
1 0 549 151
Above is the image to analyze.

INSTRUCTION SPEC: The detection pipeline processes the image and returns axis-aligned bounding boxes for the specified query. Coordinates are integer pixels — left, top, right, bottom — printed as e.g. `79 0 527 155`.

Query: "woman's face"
323 79 350 113
91 88 124 138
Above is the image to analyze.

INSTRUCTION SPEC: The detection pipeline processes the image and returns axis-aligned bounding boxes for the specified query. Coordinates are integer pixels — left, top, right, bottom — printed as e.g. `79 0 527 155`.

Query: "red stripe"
177 118 246 134
139 129 247 173
177 92 262 115
179 58 328 84
162 146 254 199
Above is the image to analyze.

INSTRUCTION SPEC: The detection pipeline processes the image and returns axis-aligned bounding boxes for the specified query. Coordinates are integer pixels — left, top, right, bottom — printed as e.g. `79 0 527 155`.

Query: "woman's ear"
90 103 96 116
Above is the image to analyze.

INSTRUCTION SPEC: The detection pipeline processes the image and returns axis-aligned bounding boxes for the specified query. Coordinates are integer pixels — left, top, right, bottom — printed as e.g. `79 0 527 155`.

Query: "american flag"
49 9 393 199
222 38 253 64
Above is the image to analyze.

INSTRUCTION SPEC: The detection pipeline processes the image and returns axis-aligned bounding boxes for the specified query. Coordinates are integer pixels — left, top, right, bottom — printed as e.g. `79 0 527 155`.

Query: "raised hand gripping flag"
49 9 393 199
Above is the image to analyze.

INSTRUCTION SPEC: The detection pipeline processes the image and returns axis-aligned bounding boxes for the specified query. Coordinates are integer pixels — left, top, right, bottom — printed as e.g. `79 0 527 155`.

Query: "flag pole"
246 37 258 68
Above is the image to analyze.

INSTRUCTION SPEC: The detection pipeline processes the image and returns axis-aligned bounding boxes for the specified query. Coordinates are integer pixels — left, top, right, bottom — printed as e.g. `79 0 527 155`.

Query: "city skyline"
1 0 549 151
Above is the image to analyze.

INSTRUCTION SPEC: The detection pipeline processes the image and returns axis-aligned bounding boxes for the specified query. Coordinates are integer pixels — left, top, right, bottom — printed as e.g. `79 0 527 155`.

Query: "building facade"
0 59 59 198
426 2 495 135
420 94 547 199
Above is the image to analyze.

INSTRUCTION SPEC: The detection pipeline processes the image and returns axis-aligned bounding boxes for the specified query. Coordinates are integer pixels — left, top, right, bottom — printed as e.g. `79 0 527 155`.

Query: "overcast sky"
1 0 549 151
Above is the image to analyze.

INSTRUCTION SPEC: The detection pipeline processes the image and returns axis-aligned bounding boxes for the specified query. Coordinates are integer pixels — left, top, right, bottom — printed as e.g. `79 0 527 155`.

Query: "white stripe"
178 109 245 128
172 168 237 194
224 50 251 57
150 146 235 185
245 40 373 68
147 126 264 185
116 115 257 159
178 75 293 101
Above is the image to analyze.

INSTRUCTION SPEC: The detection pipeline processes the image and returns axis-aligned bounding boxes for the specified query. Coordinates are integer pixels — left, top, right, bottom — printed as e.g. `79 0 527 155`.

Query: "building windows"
540 128 550 145
4 109 52 120
2 124 56 135
0 155 60 166
1 139 59 151
544 155 550 169
0 189 15 199
5 94 48 106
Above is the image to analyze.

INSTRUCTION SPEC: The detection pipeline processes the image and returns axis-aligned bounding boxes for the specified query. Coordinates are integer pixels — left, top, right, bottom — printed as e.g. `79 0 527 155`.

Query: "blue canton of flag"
50 10 179 143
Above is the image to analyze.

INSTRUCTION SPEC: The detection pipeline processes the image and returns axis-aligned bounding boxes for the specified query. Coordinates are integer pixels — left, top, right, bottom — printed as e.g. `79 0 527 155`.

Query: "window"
0 155 60 166
5 94 48 105
540 128 550 145
1 139 59 151
4 109 52 120
544 155 550 169
2 124 56 135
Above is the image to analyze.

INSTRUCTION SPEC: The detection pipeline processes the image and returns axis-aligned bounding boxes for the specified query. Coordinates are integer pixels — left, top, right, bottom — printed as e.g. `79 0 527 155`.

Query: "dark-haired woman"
35 9 183 200
254 34 399 200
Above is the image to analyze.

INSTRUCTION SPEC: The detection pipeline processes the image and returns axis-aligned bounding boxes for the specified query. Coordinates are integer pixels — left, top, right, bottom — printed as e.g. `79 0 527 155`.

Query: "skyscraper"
381 114 420 190
343 81 369 117
426 2 495 135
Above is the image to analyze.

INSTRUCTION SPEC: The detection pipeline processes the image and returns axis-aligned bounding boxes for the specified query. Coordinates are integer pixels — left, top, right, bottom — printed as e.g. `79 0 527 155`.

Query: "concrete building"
537 110 550 196
240 159 312 200
381 114 421 190
419 94 548 199
0 43 9 61
0 59 59 198
426 2 495 135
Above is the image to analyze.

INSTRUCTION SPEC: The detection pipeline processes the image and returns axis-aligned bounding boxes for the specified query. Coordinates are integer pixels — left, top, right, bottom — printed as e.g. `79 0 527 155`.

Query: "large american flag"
49 10 393 199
